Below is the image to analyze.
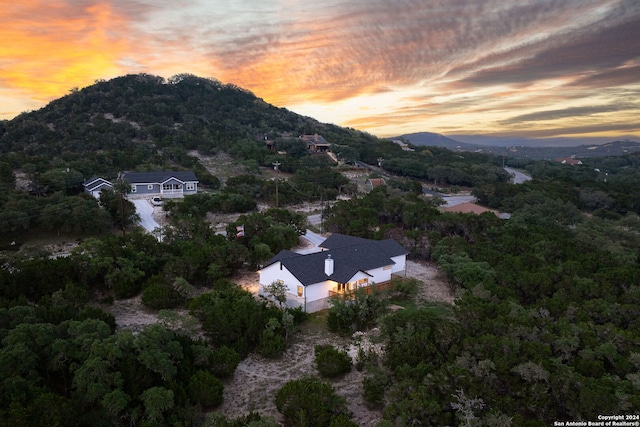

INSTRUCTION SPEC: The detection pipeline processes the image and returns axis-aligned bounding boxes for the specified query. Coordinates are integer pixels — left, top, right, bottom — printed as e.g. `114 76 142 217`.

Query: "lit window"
297 286 303 297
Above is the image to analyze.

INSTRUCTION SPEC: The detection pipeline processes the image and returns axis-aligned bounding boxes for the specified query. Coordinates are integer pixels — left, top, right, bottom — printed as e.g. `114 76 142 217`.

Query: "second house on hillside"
122 171 199 198
258 233 408 312
83 170 199 199
300 134 331 152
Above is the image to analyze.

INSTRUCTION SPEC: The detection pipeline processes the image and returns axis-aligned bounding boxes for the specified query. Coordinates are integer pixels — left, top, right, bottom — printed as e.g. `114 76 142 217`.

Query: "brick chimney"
324 254 334 276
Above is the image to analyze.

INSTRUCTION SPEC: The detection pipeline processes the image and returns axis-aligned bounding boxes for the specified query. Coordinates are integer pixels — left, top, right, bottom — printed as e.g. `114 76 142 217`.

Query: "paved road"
308 214 321 226
504 167 532 184
292 229 325 254
131 199 161 234
303 229 325 246
441 195 476 207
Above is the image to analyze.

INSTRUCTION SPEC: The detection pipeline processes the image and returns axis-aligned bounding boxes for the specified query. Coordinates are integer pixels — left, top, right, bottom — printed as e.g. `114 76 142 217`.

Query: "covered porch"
328 277 399 299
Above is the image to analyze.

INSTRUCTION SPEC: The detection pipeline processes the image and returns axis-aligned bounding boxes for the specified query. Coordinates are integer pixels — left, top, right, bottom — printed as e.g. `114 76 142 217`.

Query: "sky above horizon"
1 0 640 139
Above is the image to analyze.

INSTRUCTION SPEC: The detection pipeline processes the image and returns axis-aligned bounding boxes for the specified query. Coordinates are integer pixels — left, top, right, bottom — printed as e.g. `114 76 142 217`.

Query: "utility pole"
115 173 127 236
272 161 281 208
320 194 324 234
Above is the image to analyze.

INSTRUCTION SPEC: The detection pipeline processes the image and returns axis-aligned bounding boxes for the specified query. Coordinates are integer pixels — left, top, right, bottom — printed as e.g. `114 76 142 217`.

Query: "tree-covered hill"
0 73 513 240
0 73 383 176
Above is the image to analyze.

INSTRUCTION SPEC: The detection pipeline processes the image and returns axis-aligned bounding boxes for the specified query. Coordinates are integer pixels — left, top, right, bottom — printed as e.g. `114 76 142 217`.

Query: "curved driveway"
131 199 161 233
504 167 532 184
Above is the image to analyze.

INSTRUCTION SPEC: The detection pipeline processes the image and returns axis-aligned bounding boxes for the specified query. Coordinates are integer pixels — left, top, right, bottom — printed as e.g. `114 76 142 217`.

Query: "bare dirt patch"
405 259 456 304
107 295 160 334
215 315 383 426
188 151 242 182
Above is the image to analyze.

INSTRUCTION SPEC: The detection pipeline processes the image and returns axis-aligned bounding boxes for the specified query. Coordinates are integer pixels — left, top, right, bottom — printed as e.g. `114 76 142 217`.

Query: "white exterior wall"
390 255 406 274
259 262 303 296
305 279 336 301
258 256 406 313
365 265 393 284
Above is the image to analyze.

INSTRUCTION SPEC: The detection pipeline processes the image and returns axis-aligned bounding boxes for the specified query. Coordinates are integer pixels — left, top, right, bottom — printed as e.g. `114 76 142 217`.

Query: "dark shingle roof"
121 171 198 184
320 233 407 258
266 234 407 286
319 233 373 250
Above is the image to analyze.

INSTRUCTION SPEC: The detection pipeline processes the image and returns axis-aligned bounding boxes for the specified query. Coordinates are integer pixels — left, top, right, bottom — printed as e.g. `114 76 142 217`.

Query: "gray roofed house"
83 171 199 199
122 171 198 198
259 233 408 312
82 177 113 198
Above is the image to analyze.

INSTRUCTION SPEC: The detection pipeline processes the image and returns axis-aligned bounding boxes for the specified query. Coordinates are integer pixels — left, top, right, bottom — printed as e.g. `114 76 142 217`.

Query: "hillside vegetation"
0 74 639 426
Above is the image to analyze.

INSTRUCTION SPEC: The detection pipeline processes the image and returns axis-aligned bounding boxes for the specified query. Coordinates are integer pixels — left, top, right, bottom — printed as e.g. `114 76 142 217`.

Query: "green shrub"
362 370 390 409
141 283 183 309
390 277 420 301
315 345 352 378
257 327 286 359
188 370 224 408
286 306 309 324
329 414 359 427
211 346 241 378
327 288 388 335
275 377 353 427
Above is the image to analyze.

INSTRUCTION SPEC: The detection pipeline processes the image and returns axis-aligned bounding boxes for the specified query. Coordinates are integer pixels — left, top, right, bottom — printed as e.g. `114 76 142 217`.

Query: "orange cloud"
0 2 139 103
1 0 638 139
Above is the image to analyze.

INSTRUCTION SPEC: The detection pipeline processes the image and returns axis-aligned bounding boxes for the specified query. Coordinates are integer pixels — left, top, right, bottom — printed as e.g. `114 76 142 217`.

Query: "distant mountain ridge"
398 132 640 159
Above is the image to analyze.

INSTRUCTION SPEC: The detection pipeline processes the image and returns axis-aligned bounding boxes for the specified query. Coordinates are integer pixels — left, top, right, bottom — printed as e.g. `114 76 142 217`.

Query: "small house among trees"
258 233 408 312
300 134 331 152
82 177 114 198
364 178 386 192
554 156 583 165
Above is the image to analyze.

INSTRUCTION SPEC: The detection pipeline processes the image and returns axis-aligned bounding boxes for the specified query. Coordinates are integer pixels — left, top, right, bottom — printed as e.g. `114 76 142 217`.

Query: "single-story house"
83 171 199 199
122 171 198 198
258 233 408 312
82 177 114 198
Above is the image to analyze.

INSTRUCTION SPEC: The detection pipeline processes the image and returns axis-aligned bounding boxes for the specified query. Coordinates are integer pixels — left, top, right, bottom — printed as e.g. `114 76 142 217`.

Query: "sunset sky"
1 0 640 139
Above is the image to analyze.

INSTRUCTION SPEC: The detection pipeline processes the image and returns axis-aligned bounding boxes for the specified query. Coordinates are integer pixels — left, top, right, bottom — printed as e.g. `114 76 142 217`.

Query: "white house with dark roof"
83 171 199 199
258 233 407 312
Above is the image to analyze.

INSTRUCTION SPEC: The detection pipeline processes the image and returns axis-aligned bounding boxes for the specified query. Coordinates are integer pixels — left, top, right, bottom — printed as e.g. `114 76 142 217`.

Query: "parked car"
151 196 163 206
